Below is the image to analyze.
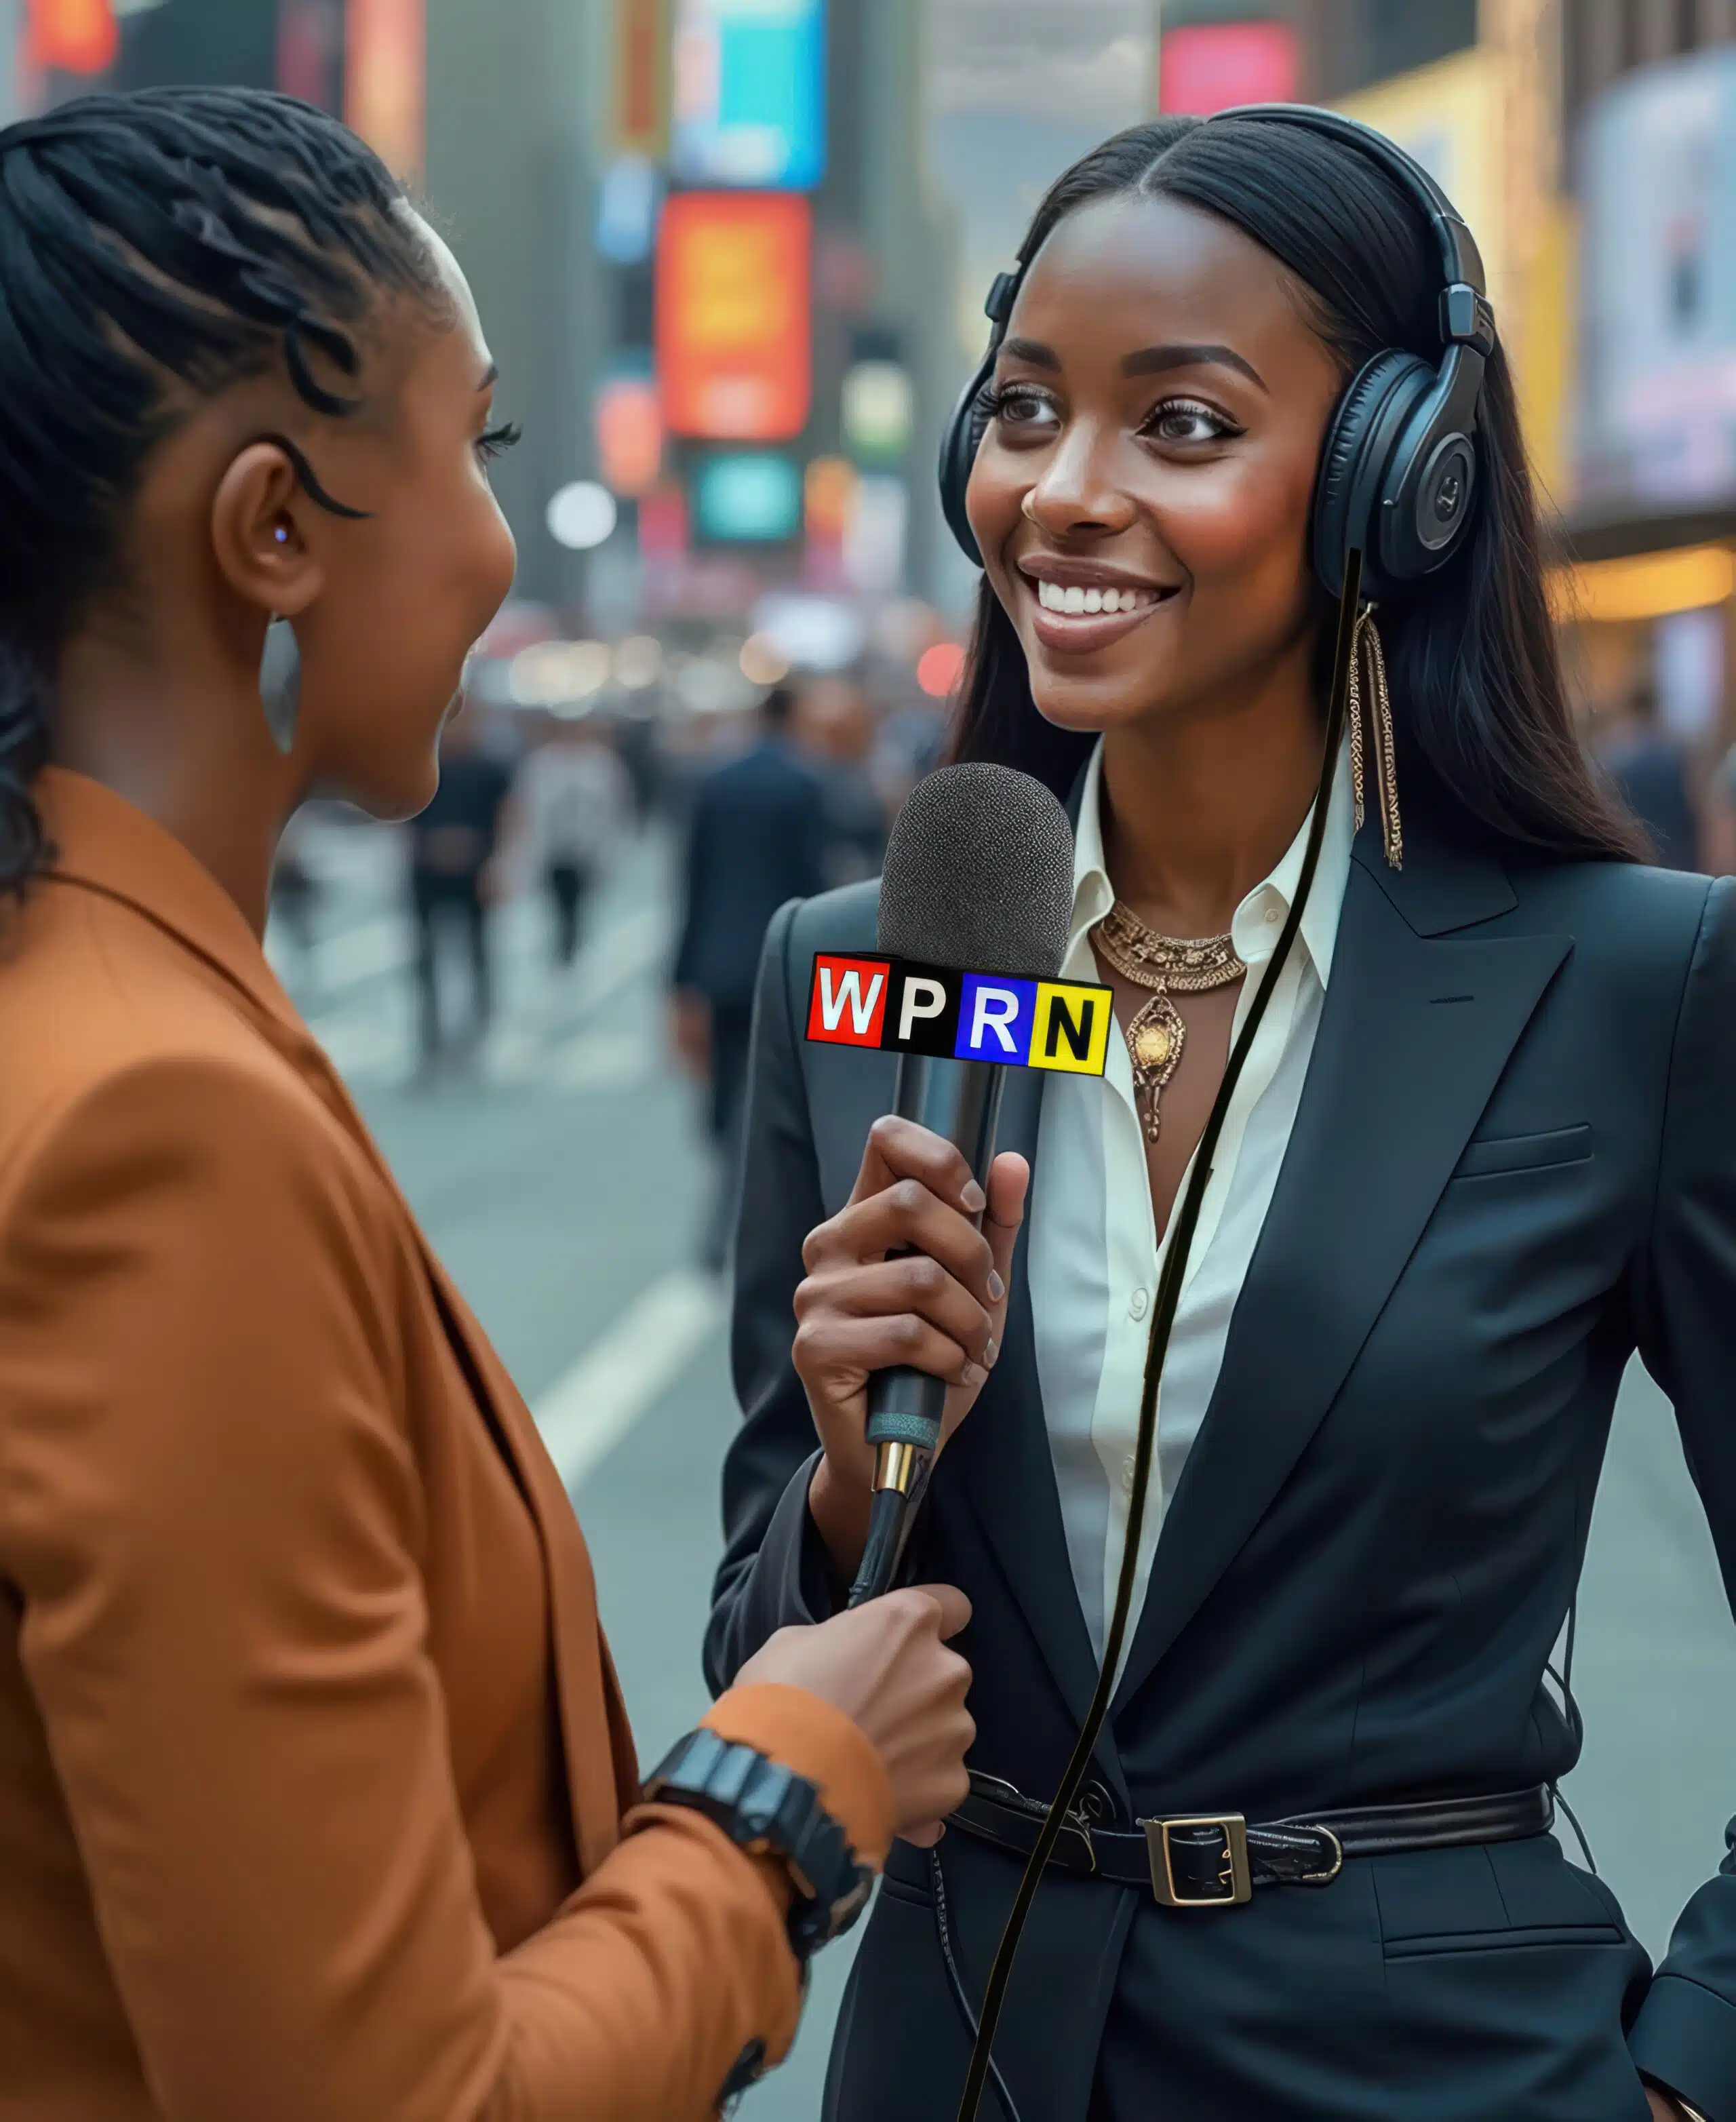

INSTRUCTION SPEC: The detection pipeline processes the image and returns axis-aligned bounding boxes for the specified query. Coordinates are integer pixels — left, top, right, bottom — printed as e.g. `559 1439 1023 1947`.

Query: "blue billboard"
694 453 803 543
671 0 827 192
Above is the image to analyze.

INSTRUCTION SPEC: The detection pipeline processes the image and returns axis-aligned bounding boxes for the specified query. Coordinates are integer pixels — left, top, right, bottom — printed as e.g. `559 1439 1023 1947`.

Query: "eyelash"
477 420 524 463
984 383 1242 445
1140 396 1242 444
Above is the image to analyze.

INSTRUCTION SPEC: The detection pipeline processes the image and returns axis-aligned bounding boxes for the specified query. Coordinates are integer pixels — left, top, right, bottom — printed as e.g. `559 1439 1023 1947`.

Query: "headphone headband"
1209 104 1495 351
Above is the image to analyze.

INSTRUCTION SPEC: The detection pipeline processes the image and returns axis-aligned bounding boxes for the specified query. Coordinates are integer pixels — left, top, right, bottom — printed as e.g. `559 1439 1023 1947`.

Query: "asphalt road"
281 812 1736 2119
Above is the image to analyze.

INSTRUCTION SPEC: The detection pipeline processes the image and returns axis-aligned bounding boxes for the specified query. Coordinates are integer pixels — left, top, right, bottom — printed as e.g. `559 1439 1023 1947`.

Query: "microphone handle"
848 1053 1007 1607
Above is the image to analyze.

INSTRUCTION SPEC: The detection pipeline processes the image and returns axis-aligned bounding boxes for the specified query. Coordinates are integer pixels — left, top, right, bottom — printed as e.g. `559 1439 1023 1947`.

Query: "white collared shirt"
1027 739 1356 1675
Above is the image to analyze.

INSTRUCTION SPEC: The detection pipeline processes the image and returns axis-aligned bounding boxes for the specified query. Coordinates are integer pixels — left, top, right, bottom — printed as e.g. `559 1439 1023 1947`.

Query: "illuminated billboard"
346 0 425 180
671 0 826 191
1576 47 1736 519
657 191 811 441
26 0 119 75
615 0 671 158
695 452 802 542
1159 22 1298 115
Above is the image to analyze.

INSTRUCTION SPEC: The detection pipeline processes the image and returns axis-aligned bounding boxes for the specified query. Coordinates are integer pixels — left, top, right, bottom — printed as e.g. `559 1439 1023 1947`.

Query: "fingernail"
985 1337 1000 1368
961 1362 983 1388
988 1271 1006 1303
962 1180 987 1215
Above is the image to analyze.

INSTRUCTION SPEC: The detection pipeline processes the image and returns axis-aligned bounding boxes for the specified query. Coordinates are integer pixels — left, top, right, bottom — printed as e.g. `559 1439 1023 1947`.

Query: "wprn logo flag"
806 954 1113 1076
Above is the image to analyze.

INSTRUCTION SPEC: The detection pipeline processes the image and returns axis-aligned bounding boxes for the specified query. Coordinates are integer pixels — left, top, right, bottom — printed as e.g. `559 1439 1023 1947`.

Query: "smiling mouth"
1032 578 1170 616
1021 570 1180 652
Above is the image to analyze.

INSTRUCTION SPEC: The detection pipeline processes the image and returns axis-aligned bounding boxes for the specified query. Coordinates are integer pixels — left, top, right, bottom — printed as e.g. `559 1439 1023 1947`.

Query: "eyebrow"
479 362 500 391
1124 342 1267 391
1001 337 1060 370
999 336 1267 393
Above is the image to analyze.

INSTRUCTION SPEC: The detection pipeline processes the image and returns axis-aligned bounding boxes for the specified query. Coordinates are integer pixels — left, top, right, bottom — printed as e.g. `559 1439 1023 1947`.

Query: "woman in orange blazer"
0 90 983 2121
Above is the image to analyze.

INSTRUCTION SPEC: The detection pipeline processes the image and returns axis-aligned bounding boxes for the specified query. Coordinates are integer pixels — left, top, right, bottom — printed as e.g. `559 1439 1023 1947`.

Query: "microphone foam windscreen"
877 762 1076 978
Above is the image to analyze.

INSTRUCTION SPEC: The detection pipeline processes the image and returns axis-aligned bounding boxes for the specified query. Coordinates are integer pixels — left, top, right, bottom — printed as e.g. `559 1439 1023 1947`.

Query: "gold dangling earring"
1348 606 1402 871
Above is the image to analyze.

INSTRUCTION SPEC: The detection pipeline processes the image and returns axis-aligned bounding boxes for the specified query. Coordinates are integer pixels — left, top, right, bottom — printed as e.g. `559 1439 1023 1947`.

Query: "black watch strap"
644 1727 874 1960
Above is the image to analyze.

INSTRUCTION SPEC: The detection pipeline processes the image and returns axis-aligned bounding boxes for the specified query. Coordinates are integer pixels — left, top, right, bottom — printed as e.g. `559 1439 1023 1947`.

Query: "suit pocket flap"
1375 1840 1621 1959
1454 1124 1593 1180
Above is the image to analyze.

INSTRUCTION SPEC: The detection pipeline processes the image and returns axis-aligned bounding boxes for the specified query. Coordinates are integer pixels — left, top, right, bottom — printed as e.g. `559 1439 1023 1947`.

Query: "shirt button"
1121 1455 1137 1497
1264 905 1281 924
1129 1288 1150 1320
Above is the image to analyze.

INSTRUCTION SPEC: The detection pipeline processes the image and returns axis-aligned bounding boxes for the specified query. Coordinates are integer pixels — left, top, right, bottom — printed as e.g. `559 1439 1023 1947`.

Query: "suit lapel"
944 1061 1115 1757
419 1257 630 1874
1111 831 1571 1714
287 1048 625 1875
941 760 1123 1771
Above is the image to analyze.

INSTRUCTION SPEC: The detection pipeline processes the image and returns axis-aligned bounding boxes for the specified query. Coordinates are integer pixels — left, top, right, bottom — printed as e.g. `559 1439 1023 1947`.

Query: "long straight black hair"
946 115 1642 867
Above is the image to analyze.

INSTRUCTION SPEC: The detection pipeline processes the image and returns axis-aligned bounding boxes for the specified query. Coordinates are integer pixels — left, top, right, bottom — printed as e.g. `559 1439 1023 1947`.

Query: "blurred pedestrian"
796 673 891 888
520 713 632 968
409 705 516 1071
1600 677 1701 870
672 684 827 1265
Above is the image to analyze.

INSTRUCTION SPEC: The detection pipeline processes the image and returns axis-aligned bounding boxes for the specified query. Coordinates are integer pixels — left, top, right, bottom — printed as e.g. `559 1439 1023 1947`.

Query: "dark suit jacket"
672 740 828 1007
708 803 1736 2122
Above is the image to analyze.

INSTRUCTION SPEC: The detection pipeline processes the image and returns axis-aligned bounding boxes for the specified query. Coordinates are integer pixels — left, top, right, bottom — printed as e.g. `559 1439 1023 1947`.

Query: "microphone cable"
953 551 1368 2122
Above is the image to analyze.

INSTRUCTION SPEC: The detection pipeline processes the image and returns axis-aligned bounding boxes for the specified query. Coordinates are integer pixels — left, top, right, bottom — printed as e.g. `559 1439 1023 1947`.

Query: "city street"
281 817 1736 2120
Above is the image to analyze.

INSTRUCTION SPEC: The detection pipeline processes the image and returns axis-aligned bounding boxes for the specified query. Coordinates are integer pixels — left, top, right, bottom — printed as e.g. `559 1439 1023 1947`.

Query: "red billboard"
657 192 811 441
1159 22 1299 116
26 0 119 75
346 0 426 179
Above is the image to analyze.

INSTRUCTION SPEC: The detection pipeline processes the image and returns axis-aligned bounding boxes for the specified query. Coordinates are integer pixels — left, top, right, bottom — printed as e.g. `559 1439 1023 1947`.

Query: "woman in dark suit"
708 110 1734 2122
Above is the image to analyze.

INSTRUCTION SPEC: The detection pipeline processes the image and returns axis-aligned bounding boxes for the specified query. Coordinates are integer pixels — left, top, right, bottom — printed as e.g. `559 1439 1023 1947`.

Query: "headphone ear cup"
1311 349 1432 602
939 355 996 566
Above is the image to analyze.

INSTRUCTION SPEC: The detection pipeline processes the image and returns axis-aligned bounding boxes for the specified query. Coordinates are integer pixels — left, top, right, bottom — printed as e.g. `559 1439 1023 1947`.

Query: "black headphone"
937 104 1499 604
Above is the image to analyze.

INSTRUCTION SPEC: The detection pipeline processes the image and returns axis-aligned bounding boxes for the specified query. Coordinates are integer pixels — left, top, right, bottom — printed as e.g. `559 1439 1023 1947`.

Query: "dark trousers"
547 861 591 968
703 999 757 1270
412 869 491 1061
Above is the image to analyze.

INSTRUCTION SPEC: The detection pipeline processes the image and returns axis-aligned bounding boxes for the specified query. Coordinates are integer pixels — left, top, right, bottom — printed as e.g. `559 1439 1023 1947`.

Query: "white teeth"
1035 579 1155 614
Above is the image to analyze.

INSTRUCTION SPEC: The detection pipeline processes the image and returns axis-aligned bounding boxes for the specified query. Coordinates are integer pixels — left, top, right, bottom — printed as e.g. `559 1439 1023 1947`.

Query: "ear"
210 441 327 621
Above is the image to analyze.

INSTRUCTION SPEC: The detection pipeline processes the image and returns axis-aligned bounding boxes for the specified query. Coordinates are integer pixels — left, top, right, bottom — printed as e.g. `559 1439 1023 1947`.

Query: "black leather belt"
950 1773 1555 1909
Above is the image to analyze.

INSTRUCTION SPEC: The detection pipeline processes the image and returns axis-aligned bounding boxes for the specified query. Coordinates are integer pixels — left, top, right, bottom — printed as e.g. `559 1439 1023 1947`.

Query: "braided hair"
0 87 448 898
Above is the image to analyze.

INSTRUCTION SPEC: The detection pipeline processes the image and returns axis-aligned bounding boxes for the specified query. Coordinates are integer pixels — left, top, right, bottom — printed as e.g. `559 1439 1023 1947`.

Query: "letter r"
971 985 1021 1055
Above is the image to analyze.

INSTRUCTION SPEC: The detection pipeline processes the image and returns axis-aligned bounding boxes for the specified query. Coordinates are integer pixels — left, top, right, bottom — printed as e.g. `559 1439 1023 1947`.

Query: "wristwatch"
643 1727 874 1959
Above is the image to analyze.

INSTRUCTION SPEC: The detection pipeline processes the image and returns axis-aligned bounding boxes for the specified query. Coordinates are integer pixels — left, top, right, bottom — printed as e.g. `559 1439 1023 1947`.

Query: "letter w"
819 967 884 1036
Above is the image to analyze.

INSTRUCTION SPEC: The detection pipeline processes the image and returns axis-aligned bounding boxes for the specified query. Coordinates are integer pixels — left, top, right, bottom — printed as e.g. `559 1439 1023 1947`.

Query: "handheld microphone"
837 763 1076 1607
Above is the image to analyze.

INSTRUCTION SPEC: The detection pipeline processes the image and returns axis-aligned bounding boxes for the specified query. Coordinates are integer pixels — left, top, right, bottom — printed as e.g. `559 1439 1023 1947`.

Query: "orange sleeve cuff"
702 1683 894 1874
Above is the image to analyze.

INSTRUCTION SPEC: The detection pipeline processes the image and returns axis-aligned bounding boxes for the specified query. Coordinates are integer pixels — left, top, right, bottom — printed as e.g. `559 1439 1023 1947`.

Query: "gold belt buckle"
1142 1813 1252 1908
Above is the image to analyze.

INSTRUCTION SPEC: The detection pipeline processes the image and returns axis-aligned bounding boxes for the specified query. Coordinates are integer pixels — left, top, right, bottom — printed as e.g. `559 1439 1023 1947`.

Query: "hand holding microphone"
793 764 1083 1605
738 1585 977 1847
797 1121 1028 1580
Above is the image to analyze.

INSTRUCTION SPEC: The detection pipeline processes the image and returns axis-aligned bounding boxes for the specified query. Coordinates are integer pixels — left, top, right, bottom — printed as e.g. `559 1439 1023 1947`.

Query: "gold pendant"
1126 991 1184 1143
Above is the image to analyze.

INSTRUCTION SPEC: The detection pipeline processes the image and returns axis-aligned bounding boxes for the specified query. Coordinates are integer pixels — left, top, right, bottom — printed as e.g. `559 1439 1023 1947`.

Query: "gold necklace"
1092 902 1246 1143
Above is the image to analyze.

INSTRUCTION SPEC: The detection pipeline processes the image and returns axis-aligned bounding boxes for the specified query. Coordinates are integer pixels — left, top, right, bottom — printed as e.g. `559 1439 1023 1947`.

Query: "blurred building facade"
9 0 1736 765
1157 0 1736 772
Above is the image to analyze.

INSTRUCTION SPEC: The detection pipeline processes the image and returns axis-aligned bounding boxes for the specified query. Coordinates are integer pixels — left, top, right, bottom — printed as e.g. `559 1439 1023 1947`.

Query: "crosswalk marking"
533 1268 726 1491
